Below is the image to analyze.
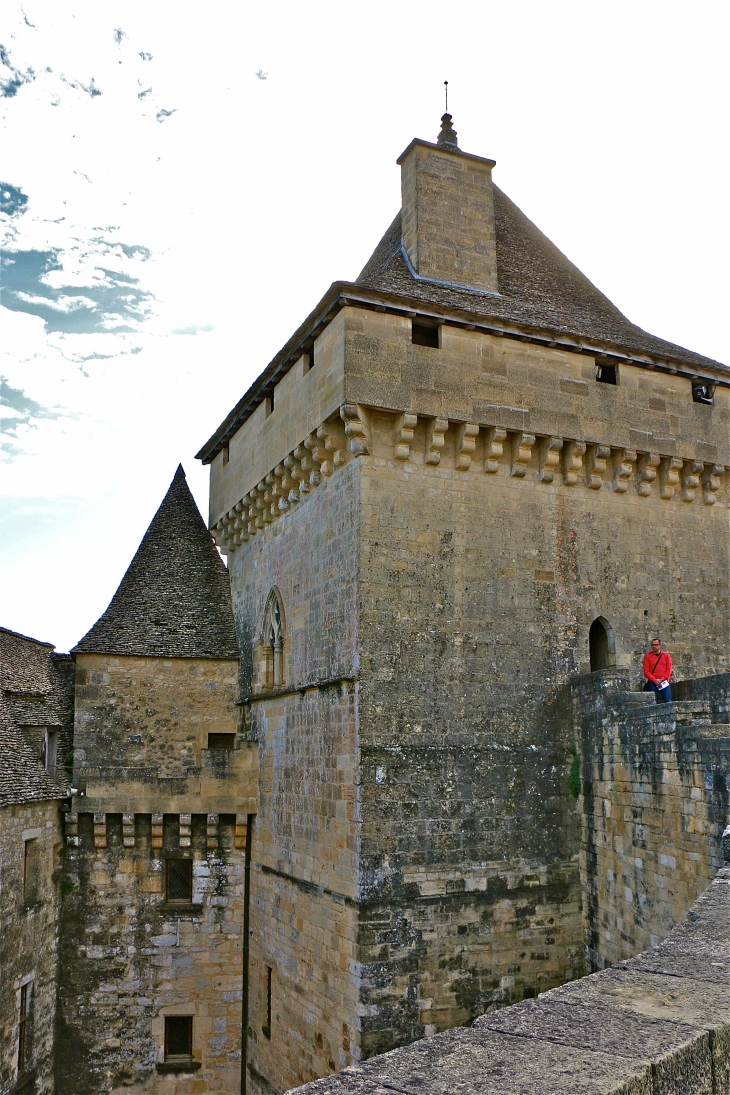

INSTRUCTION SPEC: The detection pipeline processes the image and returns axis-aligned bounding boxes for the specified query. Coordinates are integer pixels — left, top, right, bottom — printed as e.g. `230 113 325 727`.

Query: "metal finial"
444 80 448 114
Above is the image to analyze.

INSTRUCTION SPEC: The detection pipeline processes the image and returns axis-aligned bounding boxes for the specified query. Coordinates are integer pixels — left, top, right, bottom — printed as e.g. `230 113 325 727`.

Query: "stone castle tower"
2 116 728 1095
196 115 730 1091
58 467 257 1093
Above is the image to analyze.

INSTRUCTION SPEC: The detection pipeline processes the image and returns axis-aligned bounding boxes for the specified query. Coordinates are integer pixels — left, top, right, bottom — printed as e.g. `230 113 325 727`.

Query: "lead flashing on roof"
399 241 501 297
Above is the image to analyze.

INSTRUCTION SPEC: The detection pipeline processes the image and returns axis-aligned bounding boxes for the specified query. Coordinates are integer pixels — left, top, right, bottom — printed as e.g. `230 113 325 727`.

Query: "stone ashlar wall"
291 869 730 1095
57 811 247 1095
72 654 249 816
209 302 730 1085
0 798 62 1095
575 668 730 970
228 464 361 1095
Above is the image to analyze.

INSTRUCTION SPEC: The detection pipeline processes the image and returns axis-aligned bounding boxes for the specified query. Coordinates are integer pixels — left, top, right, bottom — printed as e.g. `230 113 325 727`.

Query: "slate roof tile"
0 627 73 805
355 193 724 372
72 465 239 659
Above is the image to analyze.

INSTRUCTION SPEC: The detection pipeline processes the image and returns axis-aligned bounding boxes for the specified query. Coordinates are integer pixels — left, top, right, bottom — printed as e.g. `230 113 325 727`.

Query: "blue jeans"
647 681 672 703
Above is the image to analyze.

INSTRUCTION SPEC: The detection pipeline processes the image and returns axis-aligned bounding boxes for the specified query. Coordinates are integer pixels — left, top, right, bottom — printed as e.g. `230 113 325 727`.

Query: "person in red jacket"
643 638 672 702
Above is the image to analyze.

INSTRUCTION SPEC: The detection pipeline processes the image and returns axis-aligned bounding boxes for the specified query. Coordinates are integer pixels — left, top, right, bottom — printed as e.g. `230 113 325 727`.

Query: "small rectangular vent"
208 733 236 751
412 320 440 348
596 362 617 385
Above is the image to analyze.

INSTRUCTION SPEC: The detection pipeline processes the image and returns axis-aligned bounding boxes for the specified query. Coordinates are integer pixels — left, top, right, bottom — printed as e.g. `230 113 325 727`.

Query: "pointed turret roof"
73 466 239 659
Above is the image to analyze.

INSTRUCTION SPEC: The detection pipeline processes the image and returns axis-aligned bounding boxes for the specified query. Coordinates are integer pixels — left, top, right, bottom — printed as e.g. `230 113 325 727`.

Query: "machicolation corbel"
394 413 418 461
483 426 507 473
456 422 480 470
425 417 449 465
510 432 535 477
562 440 586 485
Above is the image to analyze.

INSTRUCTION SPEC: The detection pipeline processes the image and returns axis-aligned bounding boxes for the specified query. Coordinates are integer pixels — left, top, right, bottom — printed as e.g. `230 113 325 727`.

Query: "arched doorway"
589 617 616 671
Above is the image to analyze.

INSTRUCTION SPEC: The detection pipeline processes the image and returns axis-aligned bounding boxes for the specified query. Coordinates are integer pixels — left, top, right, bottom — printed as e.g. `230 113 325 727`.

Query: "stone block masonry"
207 295 729 1086
290 869 730 1095
575 668 730 970
0 799 62 1095
57 811 248 1094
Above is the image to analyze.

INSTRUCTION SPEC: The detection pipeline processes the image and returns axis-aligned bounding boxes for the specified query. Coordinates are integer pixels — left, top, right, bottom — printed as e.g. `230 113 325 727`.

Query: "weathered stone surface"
575 669 730 970
289 873 730 1095
0 799 62 1095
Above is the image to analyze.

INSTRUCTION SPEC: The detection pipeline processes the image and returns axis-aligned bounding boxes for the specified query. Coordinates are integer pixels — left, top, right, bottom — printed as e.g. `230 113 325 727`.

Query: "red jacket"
643 650 672 684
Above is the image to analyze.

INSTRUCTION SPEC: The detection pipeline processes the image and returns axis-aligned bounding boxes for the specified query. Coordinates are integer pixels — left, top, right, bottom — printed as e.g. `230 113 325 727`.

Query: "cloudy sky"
2 0 729 652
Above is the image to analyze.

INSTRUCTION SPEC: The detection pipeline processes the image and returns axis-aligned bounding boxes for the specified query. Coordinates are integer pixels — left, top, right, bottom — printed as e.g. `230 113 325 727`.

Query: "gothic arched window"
262 588 285 690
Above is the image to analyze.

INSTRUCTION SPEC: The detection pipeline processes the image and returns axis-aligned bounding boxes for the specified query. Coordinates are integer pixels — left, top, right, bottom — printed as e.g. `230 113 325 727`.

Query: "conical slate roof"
73 466 239 659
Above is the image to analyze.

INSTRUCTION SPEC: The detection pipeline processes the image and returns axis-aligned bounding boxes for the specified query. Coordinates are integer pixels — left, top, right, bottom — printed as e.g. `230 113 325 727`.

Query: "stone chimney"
397 115 498 294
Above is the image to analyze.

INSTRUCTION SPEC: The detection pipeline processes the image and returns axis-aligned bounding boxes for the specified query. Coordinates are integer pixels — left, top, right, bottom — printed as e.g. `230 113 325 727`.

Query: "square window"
207 733 235 751
596 362 617 384
692 381 714 405
164 1016 193 1060
165 858 193 904
412 320 440 348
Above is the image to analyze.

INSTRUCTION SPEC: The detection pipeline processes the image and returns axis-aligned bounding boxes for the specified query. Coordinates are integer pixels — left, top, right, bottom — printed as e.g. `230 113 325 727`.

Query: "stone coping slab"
290 870 730 1095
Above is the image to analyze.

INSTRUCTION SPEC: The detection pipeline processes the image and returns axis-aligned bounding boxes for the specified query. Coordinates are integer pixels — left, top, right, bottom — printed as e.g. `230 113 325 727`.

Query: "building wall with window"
0 628 71 1095
0 794 64 1095
227 461 362 1093
203 122 730 1089
59 647 254 1092
56 808 249 1095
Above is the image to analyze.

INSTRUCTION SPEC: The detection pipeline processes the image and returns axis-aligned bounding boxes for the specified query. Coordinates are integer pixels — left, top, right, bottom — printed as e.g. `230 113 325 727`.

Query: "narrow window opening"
596 361 617 385
263 965 272 1039
23 839 39 904
207 733 236 751
264 646 275 690
18 983 30 1074
43 729 58 774
412 320 440 348
304 350 314 373
221 445 229 466
165 858 193 904
164 1016 193 1060
692 381 715 405
589 617 616 671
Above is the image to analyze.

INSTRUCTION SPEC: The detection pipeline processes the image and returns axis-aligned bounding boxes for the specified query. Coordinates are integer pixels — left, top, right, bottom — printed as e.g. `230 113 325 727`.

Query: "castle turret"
59 466 255 1093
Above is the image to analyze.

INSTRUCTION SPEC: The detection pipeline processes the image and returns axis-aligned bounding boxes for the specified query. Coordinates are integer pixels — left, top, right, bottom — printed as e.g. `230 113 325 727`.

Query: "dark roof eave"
196 283 730 465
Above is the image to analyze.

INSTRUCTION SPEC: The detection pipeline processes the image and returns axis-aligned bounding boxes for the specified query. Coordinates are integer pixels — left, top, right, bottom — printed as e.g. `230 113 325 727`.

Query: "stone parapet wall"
290 869 730 1095
574 669 730 969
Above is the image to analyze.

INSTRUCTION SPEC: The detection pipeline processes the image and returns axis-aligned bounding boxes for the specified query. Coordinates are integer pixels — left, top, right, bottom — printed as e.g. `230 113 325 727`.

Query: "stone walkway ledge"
290 869 730 1095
